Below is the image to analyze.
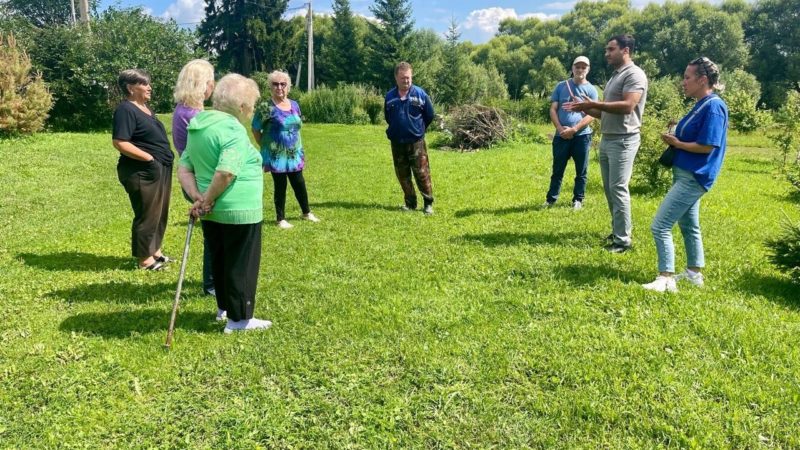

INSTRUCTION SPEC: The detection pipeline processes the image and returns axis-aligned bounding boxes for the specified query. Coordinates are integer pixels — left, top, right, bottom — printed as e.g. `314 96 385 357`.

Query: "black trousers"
271 171 310 221
117 160 172 258
202 220 262 322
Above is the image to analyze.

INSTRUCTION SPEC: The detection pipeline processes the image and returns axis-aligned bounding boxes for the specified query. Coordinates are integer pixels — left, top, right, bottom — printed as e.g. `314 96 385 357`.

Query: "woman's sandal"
156 255 172 264
140 261 165 271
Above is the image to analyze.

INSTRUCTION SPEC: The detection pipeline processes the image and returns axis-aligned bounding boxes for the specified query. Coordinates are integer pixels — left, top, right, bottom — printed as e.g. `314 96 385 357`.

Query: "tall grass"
298 84 384 125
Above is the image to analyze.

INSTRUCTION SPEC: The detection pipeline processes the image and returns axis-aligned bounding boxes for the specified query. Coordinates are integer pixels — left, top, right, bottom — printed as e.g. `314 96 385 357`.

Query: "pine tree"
365 0 414 89
198 0 291 76
328 0 362 85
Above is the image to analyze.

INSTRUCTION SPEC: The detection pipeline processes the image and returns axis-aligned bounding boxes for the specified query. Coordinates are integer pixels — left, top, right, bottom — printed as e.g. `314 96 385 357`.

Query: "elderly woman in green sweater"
177 73 271 333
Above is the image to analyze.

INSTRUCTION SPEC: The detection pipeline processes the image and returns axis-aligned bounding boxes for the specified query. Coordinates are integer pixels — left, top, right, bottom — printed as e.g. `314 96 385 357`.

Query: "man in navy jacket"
384 61 435 215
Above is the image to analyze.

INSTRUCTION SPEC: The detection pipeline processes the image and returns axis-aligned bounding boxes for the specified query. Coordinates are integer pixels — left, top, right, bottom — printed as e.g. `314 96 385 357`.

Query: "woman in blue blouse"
252 70 320 229
643 57 729 293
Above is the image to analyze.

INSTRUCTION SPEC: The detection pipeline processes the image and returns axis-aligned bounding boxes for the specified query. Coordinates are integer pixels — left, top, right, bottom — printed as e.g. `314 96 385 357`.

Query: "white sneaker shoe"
675 269 704 287
277 220 294 229
572 200 583 210
215 309 227 322
642 276 678 293
224 318 272 334
302 212 321 223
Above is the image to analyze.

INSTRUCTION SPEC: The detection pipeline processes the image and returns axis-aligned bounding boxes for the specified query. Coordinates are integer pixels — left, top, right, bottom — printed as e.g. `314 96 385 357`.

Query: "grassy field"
0 122 797 448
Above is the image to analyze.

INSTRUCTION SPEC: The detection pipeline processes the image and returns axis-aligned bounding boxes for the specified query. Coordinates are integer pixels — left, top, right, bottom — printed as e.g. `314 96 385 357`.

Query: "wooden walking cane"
164 214 197 350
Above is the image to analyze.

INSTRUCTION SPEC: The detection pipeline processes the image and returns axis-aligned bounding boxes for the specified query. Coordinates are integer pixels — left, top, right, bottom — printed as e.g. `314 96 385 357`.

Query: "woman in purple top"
172 59 219 305
252 70 320 229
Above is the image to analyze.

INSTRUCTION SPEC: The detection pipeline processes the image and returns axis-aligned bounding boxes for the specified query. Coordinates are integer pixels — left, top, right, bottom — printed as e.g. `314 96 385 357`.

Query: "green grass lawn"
0 123 797 448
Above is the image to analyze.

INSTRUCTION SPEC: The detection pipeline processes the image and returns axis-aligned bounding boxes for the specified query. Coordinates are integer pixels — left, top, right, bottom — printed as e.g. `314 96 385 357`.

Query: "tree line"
1 0 798 130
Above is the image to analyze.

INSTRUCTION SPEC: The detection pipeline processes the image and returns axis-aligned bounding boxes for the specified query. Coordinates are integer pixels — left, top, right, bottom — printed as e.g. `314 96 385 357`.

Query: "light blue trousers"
651 167 706 273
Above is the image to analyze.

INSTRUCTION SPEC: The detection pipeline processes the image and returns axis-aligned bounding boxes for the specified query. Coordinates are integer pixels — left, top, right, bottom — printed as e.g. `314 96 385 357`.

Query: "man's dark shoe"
605 233 614 243
605 243 631 253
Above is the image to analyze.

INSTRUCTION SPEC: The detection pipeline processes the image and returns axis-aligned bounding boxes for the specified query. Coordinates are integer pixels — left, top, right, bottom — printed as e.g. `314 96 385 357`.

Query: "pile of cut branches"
444 105 508 151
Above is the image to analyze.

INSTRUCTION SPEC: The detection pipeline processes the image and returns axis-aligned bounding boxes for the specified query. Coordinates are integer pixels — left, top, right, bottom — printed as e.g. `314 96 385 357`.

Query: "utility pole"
306 1 314 90
79 0 90 29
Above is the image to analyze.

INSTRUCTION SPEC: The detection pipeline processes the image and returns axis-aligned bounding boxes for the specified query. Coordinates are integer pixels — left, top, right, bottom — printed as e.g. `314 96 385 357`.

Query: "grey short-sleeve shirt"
601 62 648 135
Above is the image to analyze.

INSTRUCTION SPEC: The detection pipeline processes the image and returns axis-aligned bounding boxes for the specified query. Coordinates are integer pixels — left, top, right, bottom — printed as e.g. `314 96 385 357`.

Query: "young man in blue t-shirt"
384 62 436 215
543 56 599 210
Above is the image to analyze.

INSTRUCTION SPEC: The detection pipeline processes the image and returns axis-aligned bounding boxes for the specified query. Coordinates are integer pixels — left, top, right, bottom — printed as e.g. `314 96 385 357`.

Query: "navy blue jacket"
384 85 435 143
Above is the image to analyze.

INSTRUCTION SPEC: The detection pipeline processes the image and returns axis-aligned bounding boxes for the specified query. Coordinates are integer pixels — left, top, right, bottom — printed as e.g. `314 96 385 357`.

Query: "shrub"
631 76 688 192
30 9 196 131
722 69 772 133
300 84 383 125
765 215 800 284
0 33 52 136
771 90 800 171
441 104 508 150
486 97 550 124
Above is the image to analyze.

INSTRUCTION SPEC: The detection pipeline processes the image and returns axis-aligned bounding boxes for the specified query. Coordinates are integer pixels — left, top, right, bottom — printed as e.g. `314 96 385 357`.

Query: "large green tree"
746 0 800 107
198 0 291 76
326 0 363 85
2 0 98 27
364 0 414 89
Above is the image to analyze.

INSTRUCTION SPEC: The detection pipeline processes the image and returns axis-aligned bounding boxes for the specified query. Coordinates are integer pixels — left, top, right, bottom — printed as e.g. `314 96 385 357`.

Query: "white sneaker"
642 276 678 293
277 220 293 229
215 309 227 322
224 318 272 334
572 200 583 210
675 269 704 287
423 204 434 216
302 212 321 223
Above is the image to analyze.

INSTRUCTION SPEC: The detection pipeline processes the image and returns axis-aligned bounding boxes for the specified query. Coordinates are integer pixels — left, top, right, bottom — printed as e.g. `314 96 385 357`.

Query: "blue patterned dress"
252 100 305 173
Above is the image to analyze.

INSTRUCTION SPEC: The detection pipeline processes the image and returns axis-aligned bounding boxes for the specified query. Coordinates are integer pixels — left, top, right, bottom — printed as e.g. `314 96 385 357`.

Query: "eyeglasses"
271 82 287 88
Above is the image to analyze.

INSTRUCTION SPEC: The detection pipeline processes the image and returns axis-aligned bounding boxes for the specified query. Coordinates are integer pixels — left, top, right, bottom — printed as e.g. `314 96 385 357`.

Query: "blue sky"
99 0 589 43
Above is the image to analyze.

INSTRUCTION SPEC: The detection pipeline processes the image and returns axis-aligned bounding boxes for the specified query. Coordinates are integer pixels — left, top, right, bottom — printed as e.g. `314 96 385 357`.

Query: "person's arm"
384 98 391 124
564 91 641 117
113 140 154 161
202 171 235 209
660 134 715 154
549 101 564 133
423 92 434 128
177 165 202 202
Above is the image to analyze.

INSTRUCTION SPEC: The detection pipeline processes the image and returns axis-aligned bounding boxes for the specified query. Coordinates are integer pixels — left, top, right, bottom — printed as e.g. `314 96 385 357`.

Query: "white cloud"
161 0 204 24
543 1 578 9
463 7 559 35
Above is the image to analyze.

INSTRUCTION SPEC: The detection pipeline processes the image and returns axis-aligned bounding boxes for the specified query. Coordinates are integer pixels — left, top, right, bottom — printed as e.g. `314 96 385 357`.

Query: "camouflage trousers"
391 139 434 209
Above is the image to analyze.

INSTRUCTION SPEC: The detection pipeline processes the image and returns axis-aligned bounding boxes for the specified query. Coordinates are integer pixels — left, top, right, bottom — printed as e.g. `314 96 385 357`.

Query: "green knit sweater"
179 110 263 224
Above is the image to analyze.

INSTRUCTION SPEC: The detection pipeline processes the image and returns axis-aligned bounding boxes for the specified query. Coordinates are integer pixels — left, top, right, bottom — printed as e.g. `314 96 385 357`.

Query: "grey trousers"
599 134 640 246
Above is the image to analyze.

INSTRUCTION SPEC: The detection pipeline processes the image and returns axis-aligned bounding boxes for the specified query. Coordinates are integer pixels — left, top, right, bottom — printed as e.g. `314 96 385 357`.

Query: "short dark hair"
394 61 412 75
609 34 636 54
118 69 150 97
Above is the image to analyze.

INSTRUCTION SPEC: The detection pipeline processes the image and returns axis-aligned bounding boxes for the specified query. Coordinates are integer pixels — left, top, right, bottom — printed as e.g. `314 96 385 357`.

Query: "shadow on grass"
59 309 219 338
47 281 200 304
456 231 587 247
454 204 536 218
313 201 400 212
551 263 635 285
18 252 130 271
735 273 799 309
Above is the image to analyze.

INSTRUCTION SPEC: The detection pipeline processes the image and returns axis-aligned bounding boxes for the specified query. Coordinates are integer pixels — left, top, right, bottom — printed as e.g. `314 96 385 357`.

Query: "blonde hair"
267 70 291 90
212 74 260 118
173 59 215 108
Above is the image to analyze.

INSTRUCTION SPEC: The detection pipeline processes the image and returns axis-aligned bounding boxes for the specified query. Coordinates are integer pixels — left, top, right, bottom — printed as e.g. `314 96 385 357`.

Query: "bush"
486 97 550 124
631 76 688 192
0 33 52 136
765 215 800 284
299 84 383 125
722 69 772 133
30 9 196 131
441 104 509 150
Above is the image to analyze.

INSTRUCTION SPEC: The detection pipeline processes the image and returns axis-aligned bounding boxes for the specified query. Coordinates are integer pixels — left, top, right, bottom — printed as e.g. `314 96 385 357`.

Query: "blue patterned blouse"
252 99 305 173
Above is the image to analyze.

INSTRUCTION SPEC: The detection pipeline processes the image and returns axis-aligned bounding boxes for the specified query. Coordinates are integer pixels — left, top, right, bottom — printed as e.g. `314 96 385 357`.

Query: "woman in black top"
112 69 173 270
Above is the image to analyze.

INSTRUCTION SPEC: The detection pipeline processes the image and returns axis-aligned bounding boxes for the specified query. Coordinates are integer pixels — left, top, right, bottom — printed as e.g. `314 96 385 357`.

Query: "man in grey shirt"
565 34 648 253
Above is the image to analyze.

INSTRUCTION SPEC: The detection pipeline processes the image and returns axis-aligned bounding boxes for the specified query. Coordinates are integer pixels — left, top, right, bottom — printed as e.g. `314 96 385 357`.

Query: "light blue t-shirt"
550 79 599 136
673 94 729 191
